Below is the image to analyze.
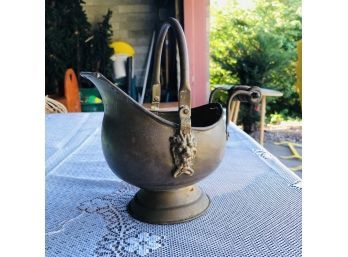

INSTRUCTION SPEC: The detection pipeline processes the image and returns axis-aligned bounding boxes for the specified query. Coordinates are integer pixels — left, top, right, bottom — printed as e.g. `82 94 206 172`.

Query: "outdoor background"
209 0 302 176
210 0 302 130
46 0 302 123
45 0 302 175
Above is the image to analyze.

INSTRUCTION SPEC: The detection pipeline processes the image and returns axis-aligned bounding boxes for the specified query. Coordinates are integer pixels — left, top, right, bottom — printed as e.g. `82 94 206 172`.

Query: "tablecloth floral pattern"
46 113 302 257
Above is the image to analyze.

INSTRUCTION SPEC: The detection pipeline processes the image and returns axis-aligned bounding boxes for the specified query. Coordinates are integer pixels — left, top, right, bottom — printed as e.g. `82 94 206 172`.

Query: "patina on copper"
80 18 261 224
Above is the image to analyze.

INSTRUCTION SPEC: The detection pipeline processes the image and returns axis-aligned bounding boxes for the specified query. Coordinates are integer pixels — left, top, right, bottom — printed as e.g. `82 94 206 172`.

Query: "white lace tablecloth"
45 112 302 257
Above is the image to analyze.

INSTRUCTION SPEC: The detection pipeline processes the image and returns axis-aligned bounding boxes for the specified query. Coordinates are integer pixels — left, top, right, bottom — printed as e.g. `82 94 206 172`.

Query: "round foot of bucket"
128 185 210 224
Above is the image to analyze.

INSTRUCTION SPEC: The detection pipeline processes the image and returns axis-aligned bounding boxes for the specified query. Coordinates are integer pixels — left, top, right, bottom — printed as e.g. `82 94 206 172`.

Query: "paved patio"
251 122 302 178
264 141 302 178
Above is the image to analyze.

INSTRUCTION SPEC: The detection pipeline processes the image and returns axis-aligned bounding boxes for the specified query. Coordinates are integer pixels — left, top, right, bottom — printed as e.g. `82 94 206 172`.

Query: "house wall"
184 0 210 107
83 0 211 106
83 0 167 86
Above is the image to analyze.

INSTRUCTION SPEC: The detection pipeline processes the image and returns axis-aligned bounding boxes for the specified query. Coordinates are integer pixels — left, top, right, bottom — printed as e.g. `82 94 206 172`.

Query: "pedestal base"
128 185 210 224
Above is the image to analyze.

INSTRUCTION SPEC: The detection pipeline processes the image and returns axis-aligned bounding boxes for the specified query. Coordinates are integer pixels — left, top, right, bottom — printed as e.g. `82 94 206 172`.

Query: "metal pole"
139 31 156 104
260 96 266 145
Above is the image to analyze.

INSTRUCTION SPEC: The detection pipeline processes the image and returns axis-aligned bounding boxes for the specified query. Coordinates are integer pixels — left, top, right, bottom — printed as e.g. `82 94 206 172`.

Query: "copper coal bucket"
81 18 261 224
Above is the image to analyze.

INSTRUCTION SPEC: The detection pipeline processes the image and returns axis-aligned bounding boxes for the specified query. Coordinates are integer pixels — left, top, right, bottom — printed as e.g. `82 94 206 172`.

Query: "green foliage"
83 10 114 88
239 103 260 133
45 0 90 94
45 0 113 94
209 87 229 106
210 0 302 130
269 112 285 125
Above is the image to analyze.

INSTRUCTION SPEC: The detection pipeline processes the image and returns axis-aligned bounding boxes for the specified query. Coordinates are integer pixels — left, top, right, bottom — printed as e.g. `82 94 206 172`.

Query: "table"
258 88 283 145
46 112 301 257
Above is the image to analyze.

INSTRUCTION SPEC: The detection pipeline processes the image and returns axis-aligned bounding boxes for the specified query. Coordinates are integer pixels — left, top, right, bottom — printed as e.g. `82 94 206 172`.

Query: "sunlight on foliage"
210 0 302 120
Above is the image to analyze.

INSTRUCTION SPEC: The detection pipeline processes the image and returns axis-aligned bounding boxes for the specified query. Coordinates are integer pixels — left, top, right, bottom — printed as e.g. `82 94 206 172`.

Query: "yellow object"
295 40 302 107
86 95 102 104
274 141 302 172
109 41 135 56
95 97 102 103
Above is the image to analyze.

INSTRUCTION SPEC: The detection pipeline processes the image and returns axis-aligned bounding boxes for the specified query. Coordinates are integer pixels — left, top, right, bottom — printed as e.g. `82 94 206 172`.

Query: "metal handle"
151 18 197 178
209 85 262 138
151 18 191 134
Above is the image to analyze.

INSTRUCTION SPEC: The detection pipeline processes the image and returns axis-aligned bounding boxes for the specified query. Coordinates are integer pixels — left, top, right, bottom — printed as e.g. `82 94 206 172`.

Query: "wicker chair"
45 96 68 114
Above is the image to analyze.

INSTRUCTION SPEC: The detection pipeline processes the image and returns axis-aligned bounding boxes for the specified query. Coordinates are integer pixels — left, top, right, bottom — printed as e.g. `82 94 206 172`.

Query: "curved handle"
151 18 197 178
151 18 190 110
151 17 192 136
209 85 262 138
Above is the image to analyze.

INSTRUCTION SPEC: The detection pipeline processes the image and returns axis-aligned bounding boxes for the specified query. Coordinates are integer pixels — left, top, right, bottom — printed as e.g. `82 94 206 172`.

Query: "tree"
83 10 114 88
45 0 90 94
45 0 113 94
210 0 302 130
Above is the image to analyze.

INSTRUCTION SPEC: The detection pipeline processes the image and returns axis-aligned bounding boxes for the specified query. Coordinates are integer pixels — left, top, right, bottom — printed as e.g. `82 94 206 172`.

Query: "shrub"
210 0 302 132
